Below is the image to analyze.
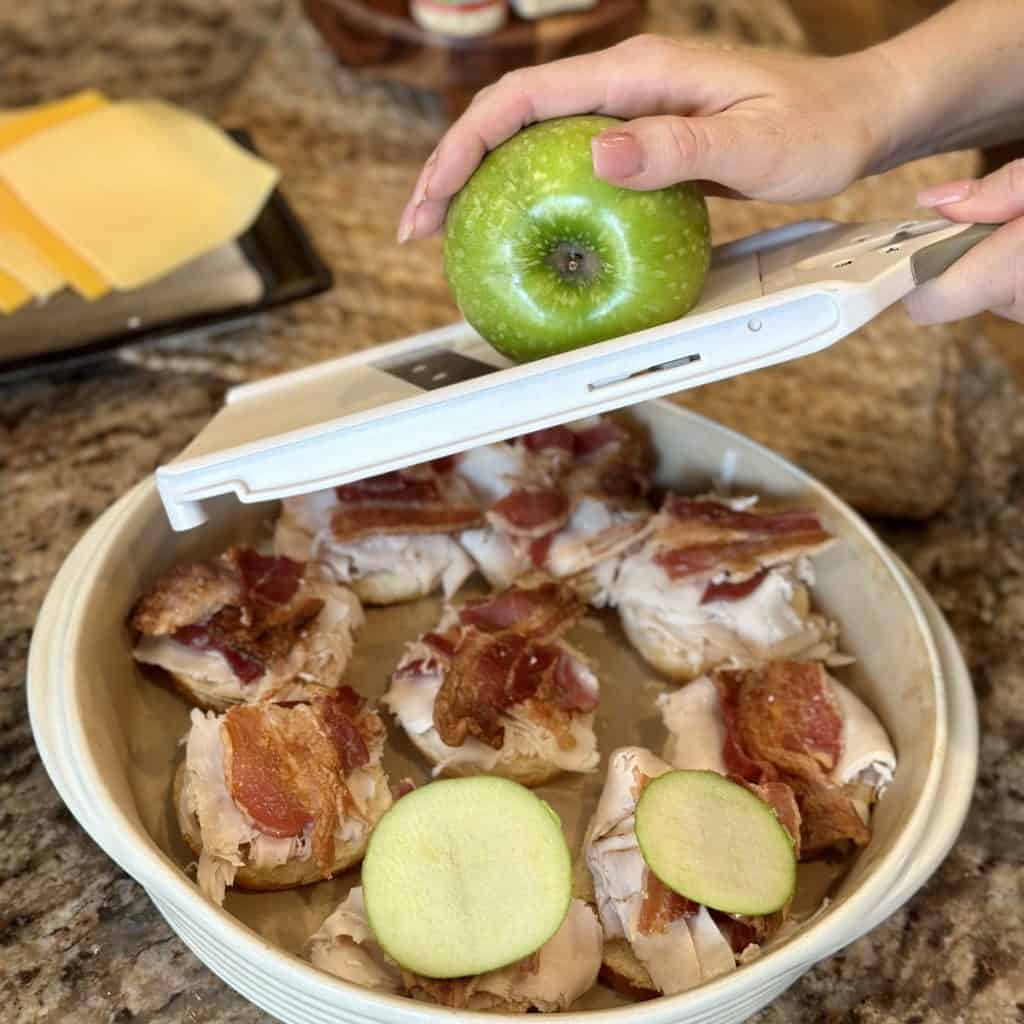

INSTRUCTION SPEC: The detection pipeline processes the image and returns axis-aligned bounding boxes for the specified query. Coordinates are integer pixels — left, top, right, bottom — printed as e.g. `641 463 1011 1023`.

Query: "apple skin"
443 115 711 362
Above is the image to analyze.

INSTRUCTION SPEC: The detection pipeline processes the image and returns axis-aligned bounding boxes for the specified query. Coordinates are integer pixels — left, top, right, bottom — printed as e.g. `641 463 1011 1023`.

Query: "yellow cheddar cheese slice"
0 226 63 300
0 89 108 151
0 100 280 291
0 183 109 300
0 267 32 314
0 90 113 301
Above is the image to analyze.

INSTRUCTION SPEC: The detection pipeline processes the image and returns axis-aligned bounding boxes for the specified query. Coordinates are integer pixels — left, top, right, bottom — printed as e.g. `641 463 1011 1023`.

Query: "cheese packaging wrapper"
0 100 280 292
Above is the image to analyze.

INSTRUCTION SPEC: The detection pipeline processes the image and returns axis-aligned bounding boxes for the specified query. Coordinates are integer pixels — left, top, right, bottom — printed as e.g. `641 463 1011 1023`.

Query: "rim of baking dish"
30 403 950 1024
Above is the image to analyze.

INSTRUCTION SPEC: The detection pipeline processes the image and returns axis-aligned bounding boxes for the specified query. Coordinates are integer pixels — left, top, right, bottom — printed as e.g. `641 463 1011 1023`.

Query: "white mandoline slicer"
156 217 993 531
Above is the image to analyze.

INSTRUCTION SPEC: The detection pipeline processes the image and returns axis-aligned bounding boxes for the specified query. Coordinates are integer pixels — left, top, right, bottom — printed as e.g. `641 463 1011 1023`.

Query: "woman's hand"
905 159 1024 325
398 34 900 243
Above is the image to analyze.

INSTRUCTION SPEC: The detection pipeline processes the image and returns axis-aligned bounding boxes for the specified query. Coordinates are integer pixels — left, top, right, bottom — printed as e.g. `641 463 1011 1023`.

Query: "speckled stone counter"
2 3 1023 1023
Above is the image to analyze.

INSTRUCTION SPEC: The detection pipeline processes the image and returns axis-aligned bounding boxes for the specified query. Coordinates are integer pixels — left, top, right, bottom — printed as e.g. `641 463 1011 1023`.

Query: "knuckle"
666 118 706 170
495 68 536 123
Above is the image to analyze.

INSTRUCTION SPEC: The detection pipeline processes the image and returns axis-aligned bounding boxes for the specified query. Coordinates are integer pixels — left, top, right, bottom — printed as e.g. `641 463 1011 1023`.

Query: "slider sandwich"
384 580 600 786
457 415 653 604
275 460 480 605
176 686 391 904
130 546 363 711
612 495 840 681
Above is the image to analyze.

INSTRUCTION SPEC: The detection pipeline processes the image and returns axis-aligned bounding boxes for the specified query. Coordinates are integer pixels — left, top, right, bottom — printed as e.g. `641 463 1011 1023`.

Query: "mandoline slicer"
156 217 992 531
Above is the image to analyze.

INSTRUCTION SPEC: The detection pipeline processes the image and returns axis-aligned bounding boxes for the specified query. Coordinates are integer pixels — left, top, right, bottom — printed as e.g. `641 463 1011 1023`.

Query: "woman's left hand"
907 158 1024 325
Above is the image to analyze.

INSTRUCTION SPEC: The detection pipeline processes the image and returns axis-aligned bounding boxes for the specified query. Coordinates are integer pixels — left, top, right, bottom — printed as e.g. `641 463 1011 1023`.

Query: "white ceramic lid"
155 218 970 531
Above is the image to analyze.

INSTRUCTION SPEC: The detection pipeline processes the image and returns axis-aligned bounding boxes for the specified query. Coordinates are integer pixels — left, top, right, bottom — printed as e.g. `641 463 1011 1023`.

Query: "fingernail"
411 148 439 207
592 131 643 180
397 201 418 244
917 179 975 207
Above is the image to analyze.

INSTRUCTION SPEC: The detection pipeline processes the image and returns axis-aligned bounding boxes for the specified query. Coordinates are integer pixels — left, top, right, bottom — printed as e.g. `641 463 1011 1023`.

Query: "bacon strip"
458 581 582 640
330 466 482 542
316 685 371 773
653 498 833 582
129 559 240 636
714 662 869 857
232 548 304 608
488 488 570 539
700 569 769 605
572 419 628 455
222 689 377 873
432 628 595 749
523 425 575 454
637 868 699 936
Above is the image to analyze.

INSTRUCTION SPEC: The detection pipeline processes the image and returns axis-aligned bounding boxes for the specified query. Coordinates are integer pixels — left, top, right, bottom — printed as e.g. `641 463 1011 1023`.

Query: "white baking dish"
28 400 976 1024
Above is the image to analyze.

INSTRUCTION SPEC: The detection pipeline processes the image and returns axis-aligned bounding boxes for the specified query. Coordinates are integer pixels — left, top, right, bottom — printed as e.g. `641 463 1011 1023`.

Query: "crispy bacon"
330 466 482 542
423 630 458 658
637 868 699 936
171 596 323 684
700 569 769 605
173 623 265 683
129 559 241 636
222 691 378 873
743 779 802 860
335 471 442 504
573 419 628 456
223 705 317 839
714 662 869 857
434 630 526 747
458 582 581 640
523 425 576 454
231 549 304 608
529 533 557 569
653 498 833 582
432 627 595 749
130 548 326 684
488 488 570 538
315 686 370 773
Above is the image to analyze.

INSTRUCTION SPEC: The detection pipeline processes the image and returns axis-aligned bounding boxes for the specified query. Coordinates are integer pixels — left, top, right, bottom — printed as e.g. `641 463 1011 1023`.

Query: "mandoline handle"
910 223 998 285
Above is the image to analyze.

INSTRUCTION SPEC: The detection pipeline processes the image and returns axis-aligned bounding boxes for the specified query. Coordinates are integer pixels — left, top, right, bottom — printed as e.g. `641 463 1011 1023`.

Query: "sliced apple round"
635 770 797 917
361 776 571 979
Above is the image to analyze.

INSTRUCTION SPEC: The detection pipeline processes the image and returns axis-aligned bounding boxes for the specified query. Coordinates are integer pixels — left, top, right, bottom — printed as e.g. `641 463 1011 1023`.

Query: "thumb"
591 114 746 192
917 158 1024 224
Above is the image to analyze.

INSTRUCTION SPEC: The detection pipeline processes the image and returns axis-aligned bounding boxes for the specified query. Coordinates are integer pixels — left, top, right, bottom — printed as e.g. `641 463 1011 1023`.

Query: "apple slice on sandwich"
175 686 391 904
274 459 480 605
660 661 897 856
308 778 602 1011
130 546 363 711
383 581 600 786
457 414 653 605
612 495 841 682
583 747 800 998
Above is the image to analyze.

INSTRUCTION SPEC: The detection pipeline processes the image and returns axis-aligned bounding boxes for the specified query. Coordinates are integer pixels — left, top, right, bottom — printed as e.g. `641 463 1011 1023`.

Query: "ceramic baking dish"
28 399 977 1024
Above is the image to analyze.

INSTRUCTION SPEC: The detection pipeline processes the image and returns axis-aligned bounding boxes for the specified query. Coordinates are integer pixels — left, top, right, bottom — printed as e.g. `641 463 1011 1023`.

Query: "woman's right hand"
398 34 903 243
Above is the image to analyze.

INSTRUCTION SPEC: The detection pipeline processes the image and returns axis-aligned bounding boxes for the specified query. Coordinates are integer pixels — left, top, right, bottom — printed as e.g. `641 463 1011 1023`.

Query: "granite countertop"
2 3 1023 1023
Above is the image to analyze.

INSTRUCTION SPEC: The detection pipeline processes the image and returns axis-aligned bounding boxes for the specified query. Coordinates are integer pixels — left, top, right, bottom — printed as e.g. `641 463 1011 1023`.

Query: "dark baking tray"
0 130 333 382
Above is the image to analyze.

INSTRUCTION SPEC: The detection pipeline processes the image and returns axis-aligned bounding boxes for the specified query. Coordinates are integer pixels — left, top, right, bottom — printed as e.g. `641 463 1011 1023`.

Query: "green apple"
443 115 711 361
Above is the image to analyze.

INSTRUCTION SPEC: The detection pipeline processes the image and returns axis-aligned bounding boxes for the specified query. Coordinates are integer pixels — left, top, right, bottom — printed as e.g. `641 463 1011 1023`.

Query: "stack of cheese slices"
0 90 279 315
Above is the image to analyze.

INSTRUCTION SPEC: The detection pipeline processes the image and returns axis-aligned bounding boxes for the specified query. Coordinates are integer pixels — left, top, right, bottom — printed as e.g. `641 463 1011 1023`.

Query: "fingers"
903 217 1024 325
917 158 1024 223
399 48 628 242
